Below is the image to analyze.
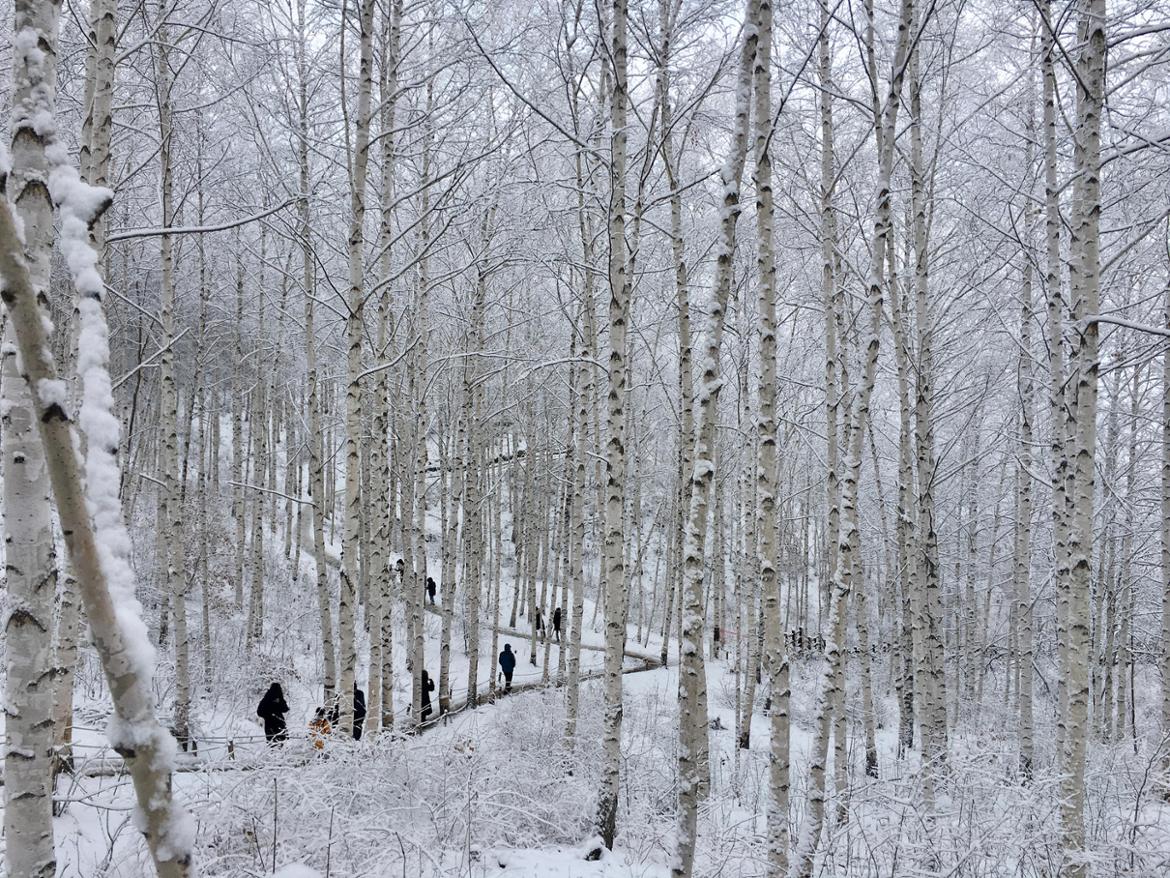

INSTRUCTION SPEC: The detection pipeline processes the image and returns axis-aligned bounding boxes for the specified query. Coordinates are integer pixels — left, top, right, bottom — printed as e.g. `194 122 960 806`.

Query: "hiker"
395 558 405 579
326 685 366 739
308 707 331 751
420 669 435 722
499 643 516 691
426 575 437 605
257 682 290 745
535 606 544 633
552 607 562 643
353 684 367 740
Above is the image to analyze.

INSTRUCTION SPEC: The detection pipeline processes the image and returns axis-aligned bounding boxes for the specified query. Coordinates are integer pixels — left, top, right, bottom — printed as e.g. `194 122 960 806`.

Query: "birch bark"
792 3 914 873
338 0 378 735
674 4 757 872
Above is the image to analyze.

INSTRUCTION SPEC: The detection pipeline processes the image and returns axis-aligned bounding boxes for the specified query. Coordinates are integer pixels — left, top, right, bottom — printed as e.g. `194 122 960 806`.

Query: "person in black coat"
326 684 367 740
552 607 562 643
257 683 290 744
426 576 437 605
499 643 516 691
420 669 435 722
352 684 367 740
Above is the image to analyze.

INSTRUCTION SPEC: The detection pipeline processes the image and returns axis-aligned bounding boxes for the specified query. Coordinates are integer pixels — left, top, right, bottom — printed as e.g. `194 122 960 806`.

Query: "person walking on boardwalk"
498 643 516 691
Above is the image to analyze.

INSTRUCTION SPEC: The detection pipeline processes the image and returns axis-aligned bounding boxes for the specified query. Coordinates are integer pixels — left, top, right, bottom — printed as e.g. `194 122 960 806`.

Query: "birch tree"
792 2 915 873
1060 2 1105 870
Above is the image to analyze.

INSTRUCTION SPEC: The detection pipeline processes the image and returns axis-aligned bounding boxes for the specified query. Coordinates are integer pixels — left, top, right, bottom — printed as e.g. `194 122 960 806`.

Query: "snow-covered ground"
26 647 1170 876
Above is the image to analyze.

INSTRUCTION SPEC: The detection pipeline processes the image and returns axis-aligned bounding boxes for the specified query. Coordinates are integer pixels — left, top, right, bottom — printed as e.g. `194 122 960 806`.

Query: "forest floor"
10 508 1170 875
26 646 1170 876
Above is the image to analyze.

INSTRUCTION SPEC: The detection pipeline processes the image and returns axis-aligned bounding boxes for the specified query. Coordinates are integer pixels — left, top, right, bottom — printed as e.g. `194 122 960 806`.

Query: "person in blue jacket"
498 643 516 691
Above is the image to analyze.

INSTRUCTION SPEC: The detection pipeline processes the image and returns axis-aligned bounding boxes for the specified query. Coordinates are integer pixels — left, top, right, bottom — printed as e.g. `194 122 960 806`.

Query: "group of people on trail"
256 682 367 750
255 598 565 744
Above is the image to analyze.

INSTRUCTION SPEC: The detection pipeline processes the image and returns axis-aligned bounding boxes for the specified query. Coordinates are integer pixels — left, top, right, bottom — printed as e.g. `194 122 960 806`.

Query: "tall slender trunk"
753 0 790 870
1041 0 1071 761
150 2 191 749
1060 2 1105 869
297 0 337 706
674 5 757 873
338 0 378 735
596 0 633 849
1015 237 1036 780
1162 282 1170 789
792 3 914 874
3 2 62 869
908 24 946 772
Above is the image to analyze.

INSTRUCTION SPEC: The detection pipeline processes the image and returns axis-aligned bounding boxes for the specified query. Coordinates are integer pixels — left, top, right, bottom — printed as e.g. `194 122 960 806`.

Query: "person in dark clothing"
326 685 367 740
426 576 437 605
257 682 290 744
420 670 435 722
552 607 562 643
499 643 516 691
352 684 366 740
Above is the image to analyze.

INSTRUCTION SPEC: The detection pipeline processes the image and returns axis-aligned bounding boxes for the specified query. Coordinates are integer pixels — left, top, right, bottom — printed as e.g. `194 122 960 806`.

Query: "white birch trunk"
3 4 61 867
338 0 378 735
791 3 914 873
674 5 757 872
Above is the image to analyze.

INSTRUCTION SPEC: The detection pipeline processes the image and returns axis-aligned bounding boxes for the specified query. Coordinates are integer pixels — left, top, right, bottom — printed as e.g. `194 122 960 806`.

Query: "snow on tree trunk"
751 0 791 870
3 6 61 870
0 54 194 878
674 4 757 873
338 0 378 737
1060 2 1104 869
595 0 633 850
791 3 914 874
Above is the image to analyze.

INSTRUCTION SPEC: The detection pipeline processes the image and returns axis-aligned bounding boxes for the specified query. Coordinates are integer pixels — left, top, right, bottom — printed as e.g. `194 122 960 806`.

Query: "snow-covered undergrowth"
44 653 1170 877
22 496 1170 876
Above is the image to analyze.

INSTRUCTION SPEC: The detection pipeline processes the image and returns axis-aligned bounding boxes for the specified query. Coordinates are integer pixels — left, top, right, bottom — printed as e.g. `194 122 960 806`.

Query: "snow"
274 867 322 878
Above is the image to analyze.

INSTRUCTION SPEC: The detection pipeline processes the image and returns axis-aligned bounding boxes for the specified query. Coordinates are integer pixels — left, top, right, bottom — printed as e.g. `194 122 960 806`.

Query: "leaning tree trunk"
0 75 193 878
